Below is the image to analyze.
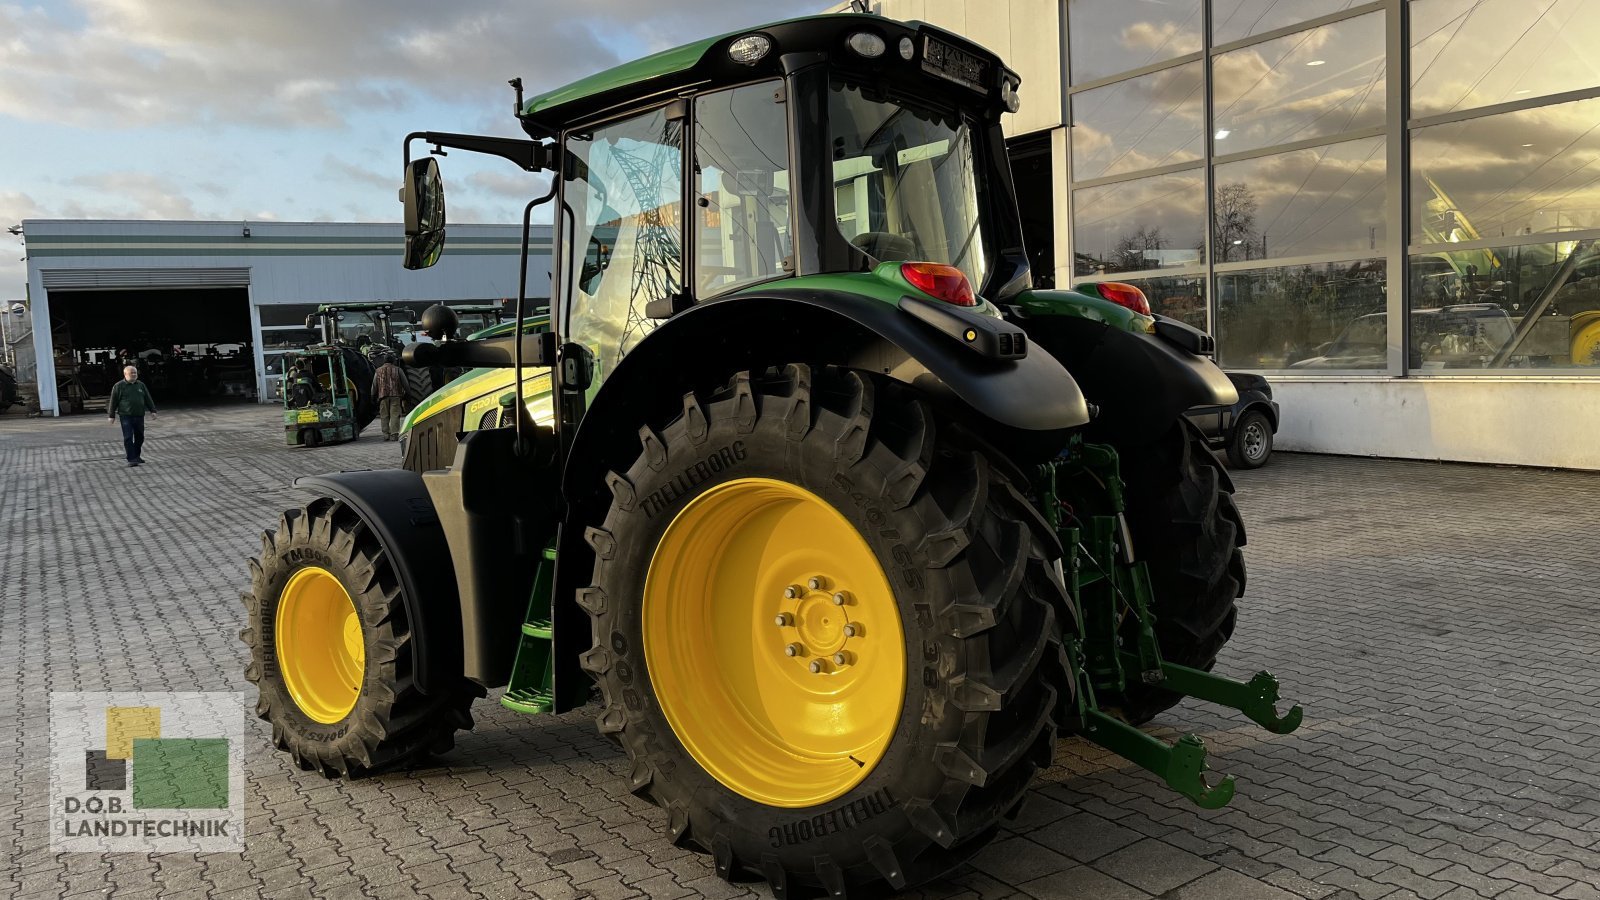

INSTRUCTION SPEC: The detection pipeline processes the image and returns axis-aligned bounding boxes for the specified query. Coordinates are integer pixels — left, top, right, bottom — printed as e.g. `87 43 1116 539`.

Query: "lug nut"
842 623 859 638
784 584 801 600
774 613 794 627
785 643 804 657
831 592 847 606
809 660 824 674
808 576 825 591
833 652 850 666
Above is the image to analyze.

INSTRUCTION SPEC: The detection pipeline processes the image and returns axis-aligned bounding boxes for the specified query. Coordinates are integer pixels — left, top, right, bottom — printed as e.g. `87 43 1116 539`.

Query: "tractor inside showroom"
243 13 1302 897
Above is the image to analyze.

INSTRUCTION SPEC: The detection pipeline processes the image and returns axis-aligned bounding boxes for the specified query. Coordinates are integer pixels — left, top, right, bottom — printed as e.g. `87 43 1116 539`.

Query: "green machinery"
280 347 359 448
243 13 1302 896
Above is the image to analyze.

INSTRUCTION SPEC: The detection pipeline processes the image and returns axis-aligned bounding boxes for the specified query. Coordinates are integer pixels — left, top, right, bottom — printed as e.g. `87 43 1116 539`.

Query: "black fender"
1020 314 1238 447
296 469 464 696
545 288 1091 712
562 289 1089 503
419 424 559 691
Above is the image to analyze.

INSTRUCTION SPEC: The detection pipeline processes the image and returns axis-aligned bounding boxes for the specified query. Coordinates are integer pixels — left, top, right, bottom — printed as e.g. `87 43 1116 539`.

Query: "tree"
1113 225 1167 271
1213 183 1259 263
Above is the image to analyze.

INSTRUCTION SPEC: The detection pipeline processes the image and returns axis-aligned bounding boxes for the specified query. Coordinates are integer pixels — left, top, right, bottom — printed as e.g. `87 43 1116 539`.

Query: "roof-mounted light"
729 34 772 65
1000 75 1021 114
848 32 886 58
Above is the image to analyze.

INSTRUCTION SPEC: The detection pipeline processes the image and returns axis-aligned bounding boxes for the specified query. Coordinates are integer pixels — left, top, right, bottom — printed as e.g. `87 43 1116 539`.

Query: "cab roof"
518 13 1007 136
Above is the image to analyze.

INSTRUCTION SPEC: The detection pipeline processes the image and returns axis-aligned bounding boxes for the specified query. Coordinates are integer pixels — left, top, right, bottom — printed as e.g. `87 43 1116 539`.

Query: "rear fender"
1020 309 1237 448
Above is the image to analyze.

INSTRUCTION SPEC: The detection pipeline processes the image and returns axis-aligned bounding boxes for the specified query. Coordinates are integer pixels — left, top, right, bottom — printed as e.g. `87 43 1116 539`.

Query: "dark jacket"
107 380 157 417
373 363 406 400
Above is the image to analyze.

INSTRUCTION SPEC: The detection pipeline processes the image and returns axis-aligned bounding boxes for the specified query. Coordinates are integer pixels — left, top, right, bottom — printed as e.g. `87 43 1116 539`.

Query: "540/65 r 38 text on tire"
580 364 1077 897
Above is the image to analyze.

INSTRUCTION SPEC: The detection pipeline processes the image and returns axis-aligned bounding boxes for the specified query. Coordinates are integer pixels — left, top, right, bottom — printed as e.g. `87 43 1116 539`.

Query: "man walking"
371 351 406 441
107 365 157 466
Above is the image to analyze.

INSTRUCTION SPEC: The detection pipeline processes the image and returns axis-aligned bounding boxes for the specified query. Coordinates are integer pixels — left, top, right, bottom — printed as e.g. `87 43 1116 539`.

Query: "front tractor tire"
242 496 475 777
582 365 1074 896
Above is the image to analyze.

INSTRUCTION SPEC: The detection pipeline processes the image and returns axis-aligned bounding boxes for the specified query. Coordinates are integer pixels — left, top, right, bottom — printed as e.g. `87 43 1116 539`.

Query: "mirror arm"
403 131 553 172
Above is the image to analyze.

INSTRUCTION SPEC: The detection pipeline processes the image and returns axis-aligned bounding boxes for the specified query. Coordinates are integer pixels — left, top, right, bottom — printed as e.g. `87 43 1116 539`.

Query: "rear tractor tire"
402 365 436 409
581 365 1075 896
1101 421 1246 725
242 496 475 777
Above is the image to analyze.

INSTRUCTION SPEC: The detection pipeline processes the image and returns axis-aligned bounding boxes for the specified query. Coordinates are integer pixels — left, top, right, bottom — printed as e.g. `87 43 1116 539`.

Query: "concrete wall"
1273 378 1600 471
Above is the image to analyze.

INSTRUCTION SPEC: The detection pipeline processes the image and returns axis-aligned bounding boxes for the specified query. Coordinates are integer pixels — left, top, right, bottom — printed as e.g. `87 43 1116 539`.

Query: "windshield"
828 80 988 292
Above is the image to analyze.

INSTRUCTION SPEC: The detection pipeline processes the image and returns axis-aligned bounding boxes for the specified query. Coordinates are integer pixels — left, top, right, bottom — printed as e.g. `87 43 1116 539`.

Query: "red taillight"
1096 282 1152 316
901 262 977 307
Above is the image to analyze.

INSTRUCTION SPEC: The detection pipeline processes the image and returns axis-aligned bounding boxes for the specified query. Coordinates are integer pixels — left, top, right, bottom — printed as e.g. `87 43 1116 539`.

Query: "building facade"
22 220 553 415
847 0 1600 469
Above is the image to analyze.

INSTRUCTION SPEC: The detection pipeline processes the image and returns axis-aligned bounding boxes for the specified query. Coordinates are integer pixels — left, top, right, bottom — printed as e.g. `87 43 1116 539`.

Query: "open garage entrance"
48 287 255 412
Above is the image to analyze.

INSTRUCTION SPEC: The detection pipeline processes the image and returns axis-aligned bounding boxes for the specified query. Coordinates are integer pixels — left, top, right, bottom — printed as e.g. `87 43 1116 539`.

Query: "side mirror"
402 157 446 270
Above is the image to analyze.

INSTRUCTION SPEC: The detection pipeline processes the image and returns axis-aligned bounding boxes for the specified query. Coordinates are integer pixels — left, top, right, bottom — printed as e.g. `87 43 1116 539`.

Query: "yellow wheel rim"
643 477 905 808
1571 312 1600 366
276 566 365 724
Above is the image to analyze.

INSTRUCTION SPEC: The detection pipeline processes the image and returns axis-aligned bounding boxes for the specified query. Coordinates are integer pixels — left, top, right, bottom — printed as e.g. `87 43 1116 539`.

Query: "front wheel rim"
1243 423 1267 459
276 566 365 724
643 478 905 808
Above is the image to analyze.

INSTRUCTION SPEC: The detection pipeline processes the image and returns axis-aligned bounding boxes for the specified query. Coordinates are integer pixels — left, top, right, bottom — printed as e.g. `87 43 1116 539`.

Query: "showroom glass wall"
1064 0 1600 374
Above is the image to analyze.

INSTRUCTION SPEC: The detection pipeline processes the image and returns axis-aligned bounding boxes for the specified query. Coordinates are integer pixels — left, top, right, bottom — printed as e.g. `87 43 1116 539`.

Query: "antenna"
509 78 525 117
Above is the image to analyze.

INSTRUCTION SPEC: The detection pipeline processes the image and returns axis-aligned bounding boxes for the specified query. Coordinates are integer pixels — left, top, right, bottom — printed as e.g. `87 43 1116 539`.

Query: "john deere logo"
51 692 244 853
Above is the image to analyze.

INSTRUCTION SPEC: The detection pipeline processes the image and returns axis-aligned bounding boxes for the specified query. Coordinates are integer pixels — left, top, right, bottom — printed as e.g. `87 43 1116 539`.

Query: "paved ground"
3 403 1600 900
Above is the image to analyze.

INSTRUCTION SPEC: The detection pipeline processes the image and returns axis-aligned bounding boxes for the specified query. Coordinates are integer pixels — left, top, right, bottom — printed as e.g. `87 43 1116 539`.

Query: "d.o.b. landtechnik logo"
50 692 244 852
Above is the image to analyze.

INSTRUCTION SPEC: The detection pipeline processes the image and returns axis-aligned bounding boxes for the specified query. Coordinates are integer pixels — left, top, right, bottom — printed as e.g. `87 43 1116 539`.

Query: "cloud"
0 0 820 130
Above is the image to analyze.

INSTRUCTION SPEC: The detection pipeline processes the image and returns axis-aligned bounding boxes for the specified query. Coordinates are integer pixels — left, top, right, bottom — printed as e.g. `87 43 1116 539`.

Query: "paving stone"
1089 839 1217 895
6 408 1600 900
1168 868 1302 900
1026 812 1145 863
1015 865 1152 899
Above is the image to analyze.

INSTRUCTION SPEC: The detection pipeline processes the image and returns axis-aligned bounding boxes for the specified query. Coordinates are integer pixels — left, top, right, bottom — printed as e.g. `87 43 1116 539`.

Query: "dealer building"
840 0 1600 470
20 219 553 415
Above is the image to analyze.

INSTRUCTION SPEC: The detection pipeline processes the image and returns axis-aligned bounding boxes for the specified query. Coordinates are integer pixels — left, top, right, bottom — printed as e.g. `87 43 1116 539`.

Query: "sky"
0 0 820 302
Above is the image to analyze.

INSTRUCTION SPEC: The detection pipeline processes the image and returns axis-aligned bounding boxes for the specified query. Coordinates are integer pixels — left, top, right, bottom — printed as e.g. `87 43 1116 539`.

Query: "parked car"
1185 372 1279 468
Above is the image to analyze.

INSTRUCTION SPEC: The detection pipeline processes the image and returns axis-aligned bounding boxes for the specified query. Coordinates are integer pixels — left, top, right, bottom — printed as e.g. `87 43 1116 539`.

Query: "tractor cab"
398 15 1034 422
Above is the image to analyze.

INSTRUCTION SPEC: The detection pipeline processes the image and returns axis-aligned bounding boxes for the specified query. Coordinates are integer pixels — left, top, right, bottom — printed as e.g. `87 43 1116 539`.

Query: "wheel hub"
782 579 864 674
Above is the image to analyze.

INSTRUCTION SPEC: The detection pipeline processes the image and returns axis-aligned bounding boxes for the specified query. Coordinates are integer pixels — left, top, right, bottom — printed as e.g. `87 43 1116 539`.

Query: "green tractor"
280 346 361 448
243 13 1301 896
304 300 509 414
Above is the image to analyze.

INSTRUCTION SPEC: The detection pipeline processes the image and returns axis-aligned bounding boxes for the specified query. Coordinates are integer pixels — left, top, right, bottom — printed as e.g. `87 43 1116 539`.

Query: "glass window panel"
1100 273 1209 330
1072 62 1204 181
257 304 318 327
565 107 683 373
1067 0 1203 84
1212 136 1386 262
1212 12 1385 155
694 82 792 298
259 329 319 352
1212 0 1363 45
829 79 989 292
1216 258 1387 369
1411 0 1600 117
1072 170 1206 275
1412 96 1600 243
1409 239 1600 370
